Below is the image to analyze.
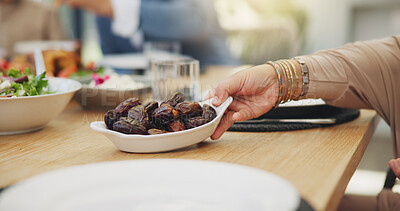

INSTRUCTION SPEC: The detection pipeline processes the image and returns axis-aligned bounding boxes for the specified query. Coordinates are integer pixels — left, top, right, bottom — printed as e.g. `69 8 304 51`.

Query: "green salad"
0 69 49 97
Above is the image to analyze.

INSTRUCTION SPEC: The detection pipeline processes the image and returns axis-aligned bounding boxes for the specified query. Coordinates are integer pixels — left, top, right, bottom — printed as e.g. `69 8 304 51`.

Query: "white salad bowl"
0 77 81 135
90 97 233 153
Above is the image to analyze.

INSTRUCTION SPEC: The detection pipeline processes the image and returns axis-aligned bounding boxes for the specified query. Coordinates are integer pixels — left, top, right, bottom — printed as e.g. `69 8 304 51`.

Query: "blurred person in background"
207 35 400 210
0 0 65 58
61 0 239 67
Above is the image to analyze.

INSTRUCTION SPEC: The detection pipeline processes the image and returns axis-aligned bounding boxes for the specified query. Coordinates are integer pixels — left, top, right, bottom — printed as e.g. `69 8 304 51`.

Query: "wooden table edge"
324 111 380 211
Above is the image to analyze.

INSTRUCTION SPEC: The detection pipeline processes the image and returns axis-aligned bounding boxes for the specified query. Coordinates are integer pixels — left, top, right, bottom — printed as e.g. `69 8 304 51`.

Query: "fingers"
210 74 243 107
228 97 272 122
210 111 236 140
388 158 400 178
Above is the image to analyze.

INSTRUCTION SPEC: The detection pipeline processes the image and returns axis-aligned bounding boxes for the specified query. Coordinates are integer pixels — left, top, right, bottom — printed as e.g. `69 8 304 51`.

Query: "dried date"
112 118 148 135
152 104 179 128
175 101 203 118
105 92 218 135
144 101 159 118
202 104 217 122
168 120 186 132
128 105 151 129
184 116 208 129
104 109 120 129
115 98 141 116
162 92 184 107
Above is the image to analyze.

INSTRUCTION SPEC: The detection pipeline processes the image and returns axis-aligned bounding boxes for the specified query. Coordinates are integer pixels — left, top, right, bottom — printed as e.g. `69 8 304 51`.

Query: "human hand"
59 0 113 17
388 158 400 178
205 64 279 140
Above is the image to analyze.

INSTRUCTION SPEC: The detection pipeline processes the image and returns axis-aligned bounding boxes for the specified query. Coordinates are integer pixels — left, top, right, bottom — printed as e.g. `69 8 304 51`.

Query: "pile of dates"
104 92 217 135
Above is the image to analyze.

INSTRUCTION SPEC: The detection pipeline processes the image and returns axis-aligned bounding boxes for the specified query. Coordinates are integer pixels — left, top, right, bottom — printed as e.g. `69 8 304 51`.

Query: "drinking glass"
144 41 181 61
151 58 200 102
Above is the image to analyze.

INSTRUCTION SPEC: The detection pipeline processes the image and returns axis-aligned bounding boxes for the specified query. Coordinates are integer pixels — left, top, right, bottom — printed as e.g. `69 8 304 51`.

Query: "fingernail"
212 96 220 104
232 113 240 121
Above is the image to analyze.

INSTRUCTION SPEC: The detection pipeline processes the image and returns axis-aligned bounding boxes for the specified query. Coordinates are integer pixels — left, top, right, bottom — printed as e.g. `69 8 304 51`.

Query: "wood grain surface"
0 66 379 211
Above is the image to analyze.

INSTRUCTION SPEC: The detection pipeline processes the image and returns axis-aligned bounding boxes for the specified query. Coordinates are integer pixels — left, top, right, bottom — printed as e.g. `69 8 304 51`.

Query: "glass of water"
144 41 181 61
151 58 200 102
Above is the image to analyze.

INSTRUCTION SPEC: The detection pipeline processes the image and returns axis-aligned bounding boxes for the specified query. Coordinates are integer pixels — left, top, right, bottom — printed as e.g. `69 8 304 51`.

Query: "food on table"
6 50 80 77
1 50 103 79
127 105 151 129
162 92 184 107
104 92 217 135
143 101 159 118
115 98 141 116
202 104 218 122
42 50 79 77
168 120 186 132
175 101 203 117
0 69 48 97
184 116 209 129
112 117 148 135
104 110 120 130
2 53 146 91
87 73 146 90
152 103 179 129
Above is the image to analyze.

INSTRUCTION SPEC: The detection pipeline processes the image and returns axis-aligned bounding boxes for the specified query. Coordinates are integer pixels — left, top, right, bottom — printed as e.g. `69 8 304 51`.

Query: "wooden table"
0 66 379 211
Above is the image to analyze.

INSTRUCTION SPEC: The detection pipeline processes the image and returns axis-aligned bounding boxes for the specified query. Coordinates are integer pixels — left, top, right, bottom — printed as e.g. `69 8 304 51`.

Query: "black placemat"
297 198 314 211
229 105 360 132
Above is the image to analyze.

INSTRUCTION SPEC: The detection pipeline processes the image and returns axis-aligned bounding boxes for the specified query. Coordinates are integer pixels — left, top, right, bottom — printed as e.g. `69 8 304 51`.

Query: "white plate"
0 159 300 211
98 53 190 70
279 98 326 107
90 97 233 153
98 53 148 70
13 40 77 54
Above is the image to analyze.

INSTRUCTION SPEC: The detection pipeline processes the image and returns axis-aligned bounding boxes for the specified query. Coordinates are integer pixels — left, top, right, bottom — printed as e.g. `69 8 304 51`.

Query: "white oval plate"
97 53 148 70
279 98 326 107
0 159 300 211
90 97 233 153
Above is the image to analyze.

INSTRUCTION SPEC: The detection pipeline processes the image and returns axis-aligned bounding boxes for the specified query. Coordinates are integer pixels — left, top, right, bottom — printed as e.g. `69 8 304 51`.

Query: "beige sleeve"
300 36 400 157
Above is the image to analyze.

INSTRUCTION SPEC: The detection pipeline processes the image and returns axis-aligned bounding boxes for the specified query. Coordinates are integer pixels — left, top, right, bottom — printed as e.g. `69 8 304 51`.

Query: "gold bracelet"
276 61 289 103
293 57 309 98
273 62 284 106
278 60 293 103
281 60 294 100
283 60 299 100
266 61 283 107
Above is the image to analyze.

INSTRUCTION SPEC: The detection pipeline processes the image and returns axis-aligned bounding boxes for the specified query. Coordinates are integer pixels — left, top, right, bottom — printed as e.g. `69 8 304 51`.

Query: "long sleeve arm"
301 36 400 157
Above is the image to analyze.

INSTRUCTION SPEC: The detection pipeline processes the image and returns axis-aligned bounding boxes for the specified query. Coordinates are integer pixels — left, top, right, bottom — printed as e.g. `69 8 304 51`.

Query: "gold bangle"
281 60 294 100
278 60 292 103
283 60 299 100
274 62 284 106
266 61 283 107
276 61 289 103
